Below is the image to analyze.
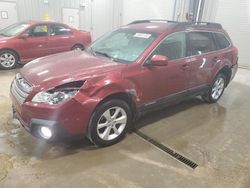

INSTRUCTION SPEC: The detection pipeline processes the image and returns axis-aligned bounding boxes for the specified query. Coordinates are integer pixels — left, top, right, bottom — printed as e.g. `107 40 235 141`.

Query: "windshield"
0 23 30 37
90 29 158 63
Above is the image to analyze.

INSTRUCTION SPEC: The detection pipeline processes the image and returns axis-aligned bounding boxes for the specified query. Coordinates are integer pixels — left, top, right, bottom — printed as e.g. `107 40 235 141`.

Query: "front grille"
11 74 33 104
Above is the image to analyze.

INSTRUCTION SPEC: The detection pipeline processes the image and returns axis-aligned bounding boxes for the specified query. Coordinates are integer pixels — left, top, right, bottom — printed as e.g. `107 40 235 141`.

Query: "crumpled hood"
20 51 124 88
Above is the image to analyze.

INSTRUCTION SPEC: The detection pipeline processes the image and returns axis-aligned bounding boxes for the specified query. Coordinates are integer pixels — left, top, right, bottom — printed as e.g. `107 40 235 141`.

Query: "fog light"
39 126 52 139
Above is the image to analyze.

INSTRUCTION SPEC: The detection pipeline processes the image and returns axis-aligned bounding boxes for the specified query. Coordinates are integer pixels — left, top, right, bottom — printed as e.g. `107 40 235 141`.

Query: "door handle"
181 63 189 70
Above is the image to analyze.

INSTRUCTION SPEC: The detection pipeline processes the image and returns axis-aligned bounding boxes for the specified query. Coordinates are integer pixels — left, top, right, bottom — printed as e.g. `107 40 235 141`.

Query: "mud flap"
12 105 18 119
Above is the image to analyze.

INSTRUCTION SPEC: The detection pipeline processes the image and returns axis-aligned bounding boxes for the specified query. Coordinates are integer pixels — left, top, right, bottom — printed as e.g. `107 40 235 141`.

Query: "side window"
50 25 71 36
152 32 186 60
214 33 230 49
28 25 48 37
188 32 217 55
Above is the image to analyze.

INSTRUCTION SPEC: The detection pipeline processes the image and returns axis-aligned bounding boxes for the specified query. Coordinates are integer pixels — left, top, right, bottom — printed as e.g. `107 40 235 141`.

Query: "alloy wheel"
97 107 127 141
211 77 225 100
0 53 16 68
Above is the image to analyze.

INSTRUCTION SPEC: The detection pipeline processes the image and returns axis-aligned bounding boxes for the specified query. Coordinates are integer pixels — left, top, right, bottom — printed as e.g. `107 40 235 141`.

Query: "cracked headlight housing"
32 89 79 105
32 81 84 105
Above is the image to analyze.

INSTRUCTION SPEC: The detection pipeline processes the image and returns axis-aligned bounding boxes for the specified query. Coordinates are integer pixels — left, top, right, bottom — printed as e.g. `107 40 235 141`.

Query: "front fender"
82 74 140 106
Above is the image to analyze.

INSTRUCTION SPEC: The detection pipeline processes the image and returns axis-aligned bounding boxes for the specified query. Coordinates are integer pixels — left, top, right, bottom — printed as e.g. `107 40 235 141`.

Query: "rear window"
188 32 217 55
214 33 231 49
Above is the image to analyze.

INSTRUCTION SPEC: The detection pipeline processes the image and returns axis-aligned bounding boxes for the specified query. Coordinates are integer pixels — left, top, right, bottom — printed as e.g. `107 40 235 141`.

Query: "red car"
0 20 91 69
10 20 238 147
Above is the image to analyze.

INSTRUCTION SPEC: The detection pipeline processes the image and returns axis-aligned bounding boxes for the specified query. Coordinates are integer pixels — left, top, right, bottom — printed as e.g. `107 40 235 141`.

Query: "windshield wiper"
95 51 112 58
88 47 96 55
94 51 120 62
0 33 7 37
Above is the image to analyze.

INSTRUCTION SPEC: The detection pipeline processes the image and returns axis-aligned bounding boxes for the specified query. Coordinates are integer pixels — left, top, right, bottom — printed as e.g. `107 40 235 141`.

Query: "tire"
202 73 226 103
87 99 132 147
71 44 84 51
0 50 18 70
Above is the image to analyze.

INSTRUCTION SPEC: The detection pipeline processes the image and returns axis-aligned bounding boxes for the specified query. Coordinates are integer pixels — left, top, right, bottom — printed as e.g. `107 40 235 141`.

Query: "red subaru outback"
0 20 91 69
10 20 238 146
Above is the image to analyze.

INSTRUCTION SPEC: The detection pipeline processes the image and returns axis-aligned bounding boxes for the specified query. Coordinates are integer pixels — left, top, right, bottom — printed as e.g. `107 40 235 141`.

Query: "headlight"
32 89 78 105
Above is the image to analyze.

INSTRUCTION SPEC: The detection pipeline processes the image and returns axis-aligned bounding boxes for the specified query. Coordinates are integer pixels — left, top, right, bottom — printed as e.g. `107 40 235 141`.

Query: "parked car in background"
10 20 238 147
0 20 91 69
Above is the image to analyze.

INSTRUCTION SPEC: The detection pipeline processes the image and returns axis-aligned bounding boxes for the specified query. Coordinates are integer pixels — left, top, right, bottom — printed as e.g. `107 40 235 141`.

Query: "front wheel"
202 73 226 103
0 50 18 70
88 99 132 147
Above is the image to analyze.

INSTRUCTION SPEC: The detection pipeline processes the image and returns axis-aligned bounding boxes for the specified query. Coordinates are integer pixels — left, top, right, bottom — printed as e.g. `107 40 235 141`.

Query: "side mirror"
149 54 169 66
19 33 29 39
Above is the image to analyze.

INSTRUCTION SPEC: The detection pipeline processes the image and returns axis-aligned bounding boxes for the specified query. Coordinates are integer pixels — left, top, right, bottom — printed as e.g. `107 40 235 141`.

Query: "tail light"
233 46 239 65
234 46 239 55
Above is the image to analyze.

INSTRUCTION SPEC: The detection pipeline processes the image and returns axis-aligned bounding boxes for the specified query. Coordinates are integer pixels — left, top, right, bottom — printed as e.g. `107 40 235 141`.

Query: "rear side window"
188 32 217 55
214 33 231 49
50 25 71 36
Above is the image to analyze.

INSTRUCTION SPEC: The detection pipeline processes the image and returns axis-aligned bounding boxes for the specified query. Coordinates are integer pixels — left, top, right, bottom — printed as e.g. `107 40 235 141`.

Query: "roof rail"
128 19 179 25
190 22 223 29
129 20 223 29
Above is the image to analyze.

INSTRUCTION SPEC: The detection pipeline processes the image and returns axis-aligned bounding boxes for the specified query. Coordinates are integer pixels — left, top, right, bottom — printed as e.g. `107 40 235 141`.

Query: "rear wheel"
202 73 226 103
0 50 18 70
72 44 84 51
88 99 132 147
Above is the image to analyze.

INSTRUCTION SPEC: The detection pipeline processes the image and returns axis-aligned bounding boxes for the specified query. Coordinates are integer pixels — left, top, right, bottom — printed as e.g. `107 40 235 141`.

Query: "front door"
139 32 189 104
18 24 50 61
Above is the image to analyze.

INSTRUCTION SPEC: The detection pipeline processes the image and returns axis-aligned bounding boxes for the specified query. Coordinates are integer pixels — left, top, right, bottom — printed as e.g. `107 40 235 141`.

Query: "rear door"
18 24 50 61
213 32 235 64
186 31 219 93
48 24 75 54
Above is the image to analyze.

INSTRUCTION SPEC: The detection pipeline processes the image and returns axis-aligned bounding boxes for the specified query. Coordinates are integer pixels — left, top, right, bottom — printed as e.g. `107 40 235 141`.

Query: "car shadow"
134 97 206 130
6 96 226 161
51 98 208 149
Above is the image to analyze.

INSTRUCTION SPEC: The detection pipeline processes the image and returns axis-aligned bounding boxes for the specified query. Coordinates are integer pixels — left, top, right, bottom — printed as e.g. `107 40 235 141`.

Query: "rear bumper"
230 63 238 82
